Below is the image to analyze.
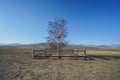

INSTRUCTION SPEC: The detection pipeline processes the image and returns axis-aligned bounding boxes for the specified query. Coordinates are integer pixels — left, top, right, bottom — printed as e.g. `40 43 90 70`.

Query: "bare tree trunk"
57 37 61 59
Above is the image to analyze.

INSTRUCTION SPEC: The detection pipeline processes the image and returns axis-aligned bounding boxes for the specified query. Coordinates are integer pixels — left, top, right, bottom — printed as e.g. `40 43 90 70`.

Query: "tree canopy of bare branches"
47 18 68 49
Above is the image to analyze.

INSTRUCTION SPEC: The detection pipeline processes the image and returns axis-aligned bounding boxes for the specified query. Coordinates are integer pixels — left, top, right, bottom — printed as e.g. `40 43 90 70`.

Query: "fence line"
32 48 89 60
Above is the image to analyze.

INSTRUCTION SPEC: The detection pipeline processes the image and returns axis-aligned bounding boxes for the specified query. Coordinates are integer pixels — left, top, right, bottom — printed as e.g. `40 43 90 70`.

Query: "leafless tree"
47 18 68 58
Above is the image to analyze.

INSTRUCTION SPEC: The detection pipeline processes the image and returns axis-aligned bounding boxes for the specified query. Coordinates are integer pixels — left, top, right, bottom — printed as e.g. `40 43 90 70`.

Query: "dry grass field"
0 48 120 80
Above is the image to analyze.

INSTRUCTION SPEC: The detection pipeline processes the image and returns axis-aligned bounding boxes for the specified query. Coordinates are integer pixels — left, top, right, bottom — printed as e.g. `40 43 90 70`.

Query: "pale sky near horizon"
0 0 120 45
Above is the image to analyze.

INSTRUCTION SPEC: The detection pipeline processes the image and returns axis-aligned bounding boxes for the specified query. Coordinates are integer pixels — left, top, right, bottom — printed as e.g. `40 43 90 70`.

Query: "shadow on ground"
33 54 120 61
88 55 120 60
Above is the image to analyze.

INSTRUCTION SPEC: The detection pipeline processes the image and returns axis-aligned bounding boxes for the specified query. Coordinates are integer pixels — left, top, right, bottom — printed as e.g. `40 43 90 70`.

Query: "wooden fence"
32 48 89 60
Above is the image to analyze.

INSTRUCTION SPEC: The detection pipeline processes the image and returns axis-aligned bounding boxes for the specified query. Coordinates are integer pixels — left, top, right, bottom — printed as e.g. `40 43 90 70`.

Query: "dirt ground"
0 51 120 80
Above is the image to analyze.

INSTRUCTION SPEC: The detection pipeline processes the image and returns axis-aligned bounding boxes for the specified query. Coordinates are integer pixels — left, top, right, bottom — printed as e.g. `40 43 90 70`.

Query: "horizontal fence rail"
32 48 89 60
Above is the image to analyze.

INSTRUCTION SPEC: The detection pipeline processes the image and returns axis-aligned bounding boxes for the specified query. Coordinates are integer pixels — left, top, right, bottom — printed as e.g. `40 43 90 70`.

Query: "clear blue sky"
0 0 120 45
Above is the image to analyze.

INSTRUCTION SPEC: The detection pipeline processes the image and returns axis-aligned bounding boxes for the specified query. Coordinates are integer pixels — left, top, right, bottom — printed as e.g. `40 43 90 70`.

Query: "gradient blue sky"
0 0 120 45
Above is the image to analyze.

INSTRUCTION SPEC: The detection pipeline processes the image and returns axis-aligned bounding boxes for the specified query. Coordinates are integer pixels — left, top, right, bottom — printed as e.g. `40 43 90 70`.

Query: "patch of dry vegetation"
0 48 120 80
87 50 120 55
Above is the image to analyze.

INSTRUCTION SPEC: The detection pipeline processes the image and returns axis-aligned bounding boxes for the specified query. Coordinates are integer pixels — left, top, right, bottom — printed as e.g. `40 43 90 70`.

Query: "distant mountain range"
0 43 120 50
0 43 22 46
0 43 48 49
111 44 120 47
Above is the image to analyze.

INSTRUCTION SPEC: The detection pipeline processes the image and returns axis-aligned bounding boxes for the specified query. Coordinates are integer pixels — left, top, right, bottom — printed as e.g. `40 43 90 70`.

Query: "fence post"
44 48 47 57
84 48 87 60
32 47 34 59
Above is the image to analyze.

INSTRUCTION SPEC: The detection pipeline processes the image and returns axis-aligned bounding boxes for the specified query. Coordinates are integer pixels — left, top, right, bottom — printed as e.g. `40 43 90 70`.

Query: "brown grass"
0 48 120 80
87 50 120 56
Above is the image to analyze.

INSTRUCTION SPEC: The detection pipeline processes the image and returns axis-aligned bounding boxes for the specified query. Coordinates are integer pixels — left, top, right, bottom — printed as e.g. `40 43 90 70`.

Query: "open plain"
0 47 120 80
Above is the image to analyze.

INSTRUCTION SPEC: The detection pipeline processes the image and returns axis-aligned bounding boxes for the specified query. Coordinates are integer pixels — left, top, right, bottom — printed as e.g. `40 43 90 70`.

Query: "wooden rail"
32 48 89 60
